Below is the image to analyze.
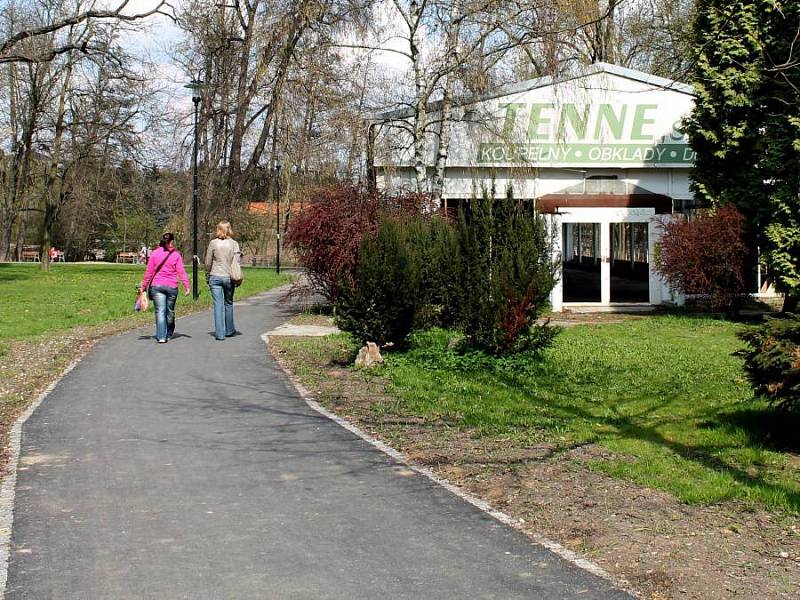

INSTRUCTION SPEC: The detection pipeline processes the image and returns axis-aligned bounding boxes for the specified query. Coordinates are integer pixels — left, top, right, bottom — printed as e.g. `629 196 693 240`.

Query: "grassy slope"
313 316 799 513
0 263 292 342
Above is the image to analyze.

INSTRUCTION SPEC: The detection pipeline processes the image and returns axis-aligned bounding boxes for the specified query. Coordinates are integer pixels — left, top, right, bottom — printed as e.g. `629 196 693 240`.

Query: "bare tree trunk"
0 213 14 262
15 205 29 261
299 94 316 188
38 199 59 271
265 106 280 204
10 61 49 261
39 49 73 271
366 123 377 194
9 109 37 260
412 106 428 192
346 55 371 178
240 21 306 189
0 17 19 261
431 73 455 206
227 1 258 177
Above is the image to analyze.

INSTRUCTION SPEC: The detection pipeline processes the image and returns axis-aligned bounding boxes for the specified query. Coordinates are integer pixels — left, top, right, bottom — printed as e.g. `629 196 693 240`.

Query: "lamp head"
184 78 205 103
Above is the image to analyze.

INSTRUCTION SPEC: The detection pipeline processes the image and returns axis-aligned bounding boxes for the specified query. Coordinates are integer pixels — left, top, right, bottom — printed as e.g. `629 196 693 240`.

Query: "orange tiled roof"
248 201 306 215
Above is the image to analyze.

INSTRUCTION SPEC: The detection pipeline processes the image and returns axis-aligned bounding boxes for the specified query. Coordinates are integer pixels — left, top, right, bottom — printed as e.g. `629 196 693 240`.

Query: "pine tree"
406 216 461 329
760 1 800 308
685 1 765 211
739 314 800 413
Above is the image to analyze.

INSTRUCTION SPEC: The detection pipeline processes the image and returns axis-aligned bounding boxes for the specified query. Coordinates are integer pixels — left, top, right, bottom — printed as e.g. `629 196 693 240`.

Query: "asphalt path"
5 288 632 599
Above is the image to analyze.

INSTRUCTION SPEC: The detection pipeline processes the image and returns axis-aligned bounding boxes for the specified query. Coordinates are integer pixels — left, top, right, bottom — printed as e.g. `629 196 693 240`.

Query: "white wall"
377 166 681 200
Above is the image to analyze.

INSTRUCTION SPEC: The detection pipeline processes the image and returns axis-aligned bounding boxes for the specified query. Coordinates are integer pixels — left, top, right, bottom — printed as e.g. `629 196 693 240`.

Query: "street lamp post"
275 160 281 274
184 78 203 299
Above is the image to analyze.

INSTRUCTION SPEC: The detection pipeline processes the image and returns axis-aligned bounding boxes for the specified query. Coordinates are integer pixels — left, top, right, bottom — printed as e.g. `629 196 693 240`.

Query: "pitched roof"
372 62 694 121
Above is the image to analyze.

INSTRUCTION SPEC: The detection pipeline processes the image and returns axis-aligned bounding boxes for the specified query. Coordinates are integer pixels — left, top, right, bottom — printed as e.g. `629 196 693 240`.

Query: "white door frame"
546 207 672 312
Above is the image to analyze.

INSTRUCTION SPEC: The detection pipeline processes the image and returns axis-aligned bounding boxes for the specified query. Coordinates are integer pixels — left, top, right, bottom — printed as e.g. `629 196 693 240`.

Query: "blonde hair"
215 221 232 239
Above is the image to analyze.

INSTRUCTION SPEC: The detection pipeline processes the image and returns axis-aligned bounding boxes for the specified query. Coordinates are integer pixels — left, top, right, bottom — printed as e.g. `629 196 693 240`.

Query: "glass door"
610 222 649 302
562 222 602 302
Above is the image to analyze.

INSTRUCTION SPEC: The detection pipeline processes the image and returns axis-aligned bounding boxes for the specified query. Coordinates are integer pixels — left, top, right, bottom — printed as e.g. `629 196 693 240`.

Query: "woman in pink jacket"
140 233 191 343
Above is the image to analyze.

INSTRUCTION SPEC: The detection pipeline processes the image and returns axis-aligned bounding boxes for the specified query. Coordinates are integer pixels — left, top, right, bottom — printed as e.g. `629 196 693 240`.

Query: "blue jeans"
149 285 178 342
208 276 235 339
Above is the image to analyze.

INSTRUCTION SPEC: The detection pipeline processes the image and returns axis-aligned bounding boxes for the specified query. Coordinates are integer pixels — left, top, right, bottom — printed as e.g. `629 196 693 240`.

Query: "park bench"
116 251 138 263
249 254 271 266
84 249 105 261
21 245 40 262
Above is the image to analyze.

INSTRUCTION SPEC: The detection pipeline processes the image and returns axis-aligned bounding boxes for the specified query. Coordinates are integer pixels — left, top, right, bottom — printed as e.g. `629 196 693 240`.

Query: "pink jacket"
141 247 190 291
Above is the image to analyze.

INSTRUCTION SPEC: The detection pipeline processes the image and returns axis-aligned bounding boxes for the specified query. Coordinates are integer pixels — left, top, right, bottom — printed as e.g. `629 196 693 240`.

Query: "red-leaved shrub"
656 206 749 315
285 185 429 302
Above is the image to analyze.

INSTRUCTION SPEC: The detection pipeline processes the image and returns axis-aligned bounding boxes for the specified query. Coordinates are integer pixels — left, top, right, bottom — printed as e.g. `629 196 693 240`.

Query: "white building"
370 63 696 311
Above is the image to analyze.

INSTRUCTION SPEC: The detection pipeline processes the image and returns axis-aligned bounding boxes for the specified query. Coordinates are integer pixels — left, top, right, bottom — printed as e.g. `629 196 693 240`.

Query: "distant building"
370 63 703 311
244 201 304 267
246 201 306 217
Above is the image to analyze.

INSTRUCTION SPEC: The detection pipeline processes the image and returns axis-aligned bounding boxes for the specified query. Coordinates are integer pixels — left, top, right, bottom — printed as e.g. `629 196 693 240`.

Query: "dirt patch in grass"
269 334 800 600
289 313 336 327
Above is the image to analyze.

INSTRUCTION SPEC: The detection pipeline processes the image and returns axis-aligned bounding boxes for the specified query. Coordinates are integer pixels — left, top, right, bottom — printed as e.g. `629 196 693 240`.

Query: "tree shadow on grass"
0 267 36 283
578 404 800 511
714 409 800 453
484 366 800 512
593 419 800 514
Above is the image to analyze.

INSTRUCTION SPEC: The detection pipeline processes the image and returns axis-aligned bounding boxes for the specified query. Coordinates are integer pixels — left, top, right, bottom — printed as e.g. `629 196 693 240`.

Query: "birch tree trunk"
431 74 454 206
408 1 428 193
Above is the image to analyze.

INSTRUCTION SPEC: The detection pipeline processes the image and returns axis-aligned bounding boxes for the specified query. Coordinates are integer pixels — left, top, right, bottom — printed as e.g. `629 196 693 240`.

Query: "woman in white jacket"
204 221 241 340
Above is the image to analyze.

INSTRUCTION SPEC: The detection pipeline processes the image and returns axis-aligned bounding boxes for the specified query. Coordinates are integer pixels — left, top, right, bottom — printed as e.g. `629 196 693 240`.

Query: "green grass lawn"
0 263 292 342
308 316 799 513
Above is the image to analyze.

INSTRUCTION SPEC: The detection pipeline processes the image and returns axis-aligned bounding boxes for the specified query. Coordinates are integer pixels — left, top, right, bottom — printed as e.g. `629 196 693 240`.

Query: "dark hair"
159 232 175 251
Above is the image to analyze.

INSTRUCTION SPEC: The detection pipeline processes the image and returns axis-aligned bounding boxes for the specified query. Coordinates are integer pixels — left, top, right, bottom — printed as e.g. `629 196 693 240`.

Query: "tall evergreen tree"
760 1 800 307
685 1 766 211
686 0 800 309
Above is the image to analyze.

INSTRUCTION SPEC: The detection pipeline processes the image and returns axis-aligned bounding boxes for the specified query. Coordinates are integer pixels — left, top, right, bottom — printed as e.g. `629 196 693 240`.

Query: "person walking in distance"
204 221 241 340
140 233 191 343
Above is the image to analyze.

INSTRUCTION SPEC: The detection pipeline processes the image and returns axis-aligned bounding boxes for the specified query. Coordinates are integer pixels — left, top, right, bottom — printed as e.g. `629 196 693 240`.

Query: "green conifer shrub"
739 314 800 413
334 218 420 347
456 186 558 355
407 215 461 330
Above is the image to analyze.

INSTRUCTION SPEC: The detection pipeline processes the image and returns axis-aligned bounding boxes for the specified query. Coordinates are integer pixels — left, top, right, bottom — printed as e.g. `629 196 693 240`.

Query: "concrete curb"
263 333 640 599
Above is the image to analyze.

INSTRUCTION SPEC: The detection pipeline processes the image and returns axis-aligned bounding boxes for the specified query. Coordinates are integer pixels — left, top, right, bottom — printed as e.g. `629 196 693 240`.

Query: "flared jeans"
208 276 235 340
